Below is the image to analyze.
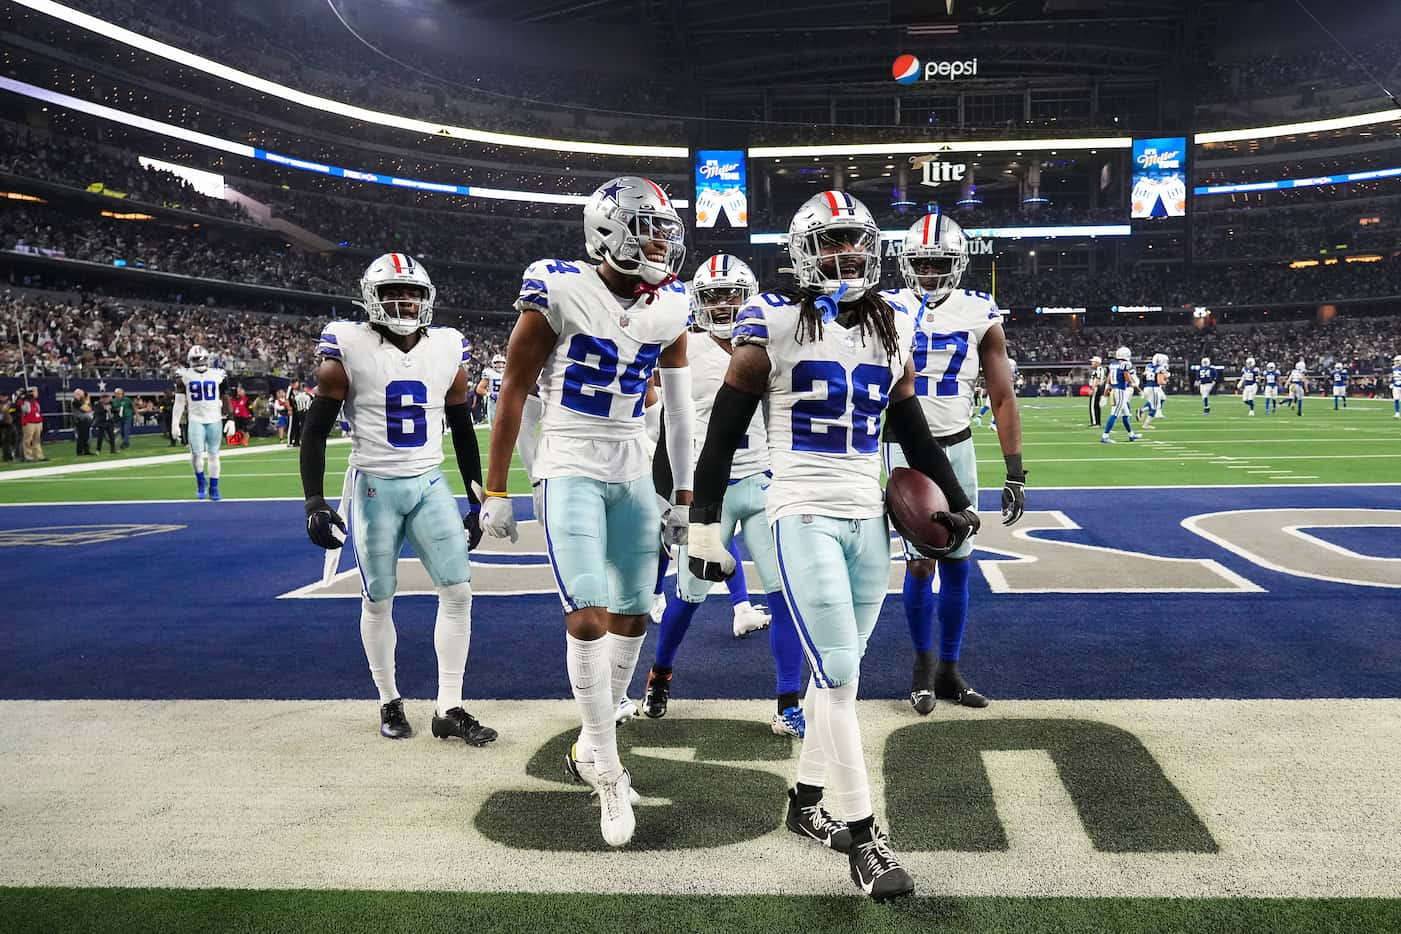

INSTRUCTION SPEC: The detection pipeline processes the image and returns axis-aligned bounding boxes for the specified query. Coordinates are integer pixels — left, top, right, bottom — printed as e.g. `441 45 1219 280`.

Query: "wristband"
1004 454 1024 479
484 490 510 498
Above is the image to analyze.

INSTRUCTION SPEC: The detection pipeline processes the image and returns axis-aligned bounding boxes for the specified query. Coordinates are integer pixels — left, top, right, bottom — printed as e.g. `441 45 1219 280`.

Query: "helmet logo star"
601 182 629 202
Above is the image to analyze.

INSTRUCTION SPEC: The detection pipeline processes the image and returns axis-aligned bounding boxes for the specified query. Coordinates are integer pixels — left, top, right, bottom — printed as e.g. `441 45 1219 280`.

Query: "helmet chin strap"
632 272 676 305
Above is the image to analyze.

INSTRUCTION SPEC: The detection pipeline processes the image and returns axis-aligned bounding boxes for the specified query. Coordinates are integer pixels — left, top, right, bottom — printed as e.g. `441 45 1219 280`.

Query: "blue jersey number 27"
912 331 970 397
790 361 892 454
386 379 428 448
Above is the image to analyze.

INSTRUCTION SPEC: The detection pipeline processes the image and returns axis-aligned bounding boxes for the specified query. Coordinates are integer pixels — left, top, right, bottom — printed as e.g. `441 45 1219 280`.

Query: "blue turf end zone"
4 485 1399 702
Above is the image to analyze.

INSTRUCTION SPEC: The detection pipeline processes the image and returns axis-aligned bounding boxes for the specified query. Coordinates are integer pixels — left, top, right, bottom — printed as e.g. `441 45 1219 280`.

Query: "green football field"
2 395 1397 504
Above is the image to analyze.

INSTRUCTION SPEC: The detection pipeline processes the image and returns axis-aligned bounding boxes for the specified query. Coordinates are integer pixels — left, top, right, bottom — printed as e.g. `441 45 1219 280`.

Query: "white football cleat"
615 697 638 724
732 602 771 639
1128 432 1142 442
1100 435 1116 444
596 768 636 847
565 742 641 806
649 593 666 624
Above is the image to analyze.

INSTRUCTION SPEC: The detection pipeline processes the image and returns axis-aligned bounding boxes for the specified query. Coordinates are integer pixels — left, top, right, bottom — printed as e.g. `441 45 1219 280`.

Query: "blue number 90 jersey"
732 291 915 524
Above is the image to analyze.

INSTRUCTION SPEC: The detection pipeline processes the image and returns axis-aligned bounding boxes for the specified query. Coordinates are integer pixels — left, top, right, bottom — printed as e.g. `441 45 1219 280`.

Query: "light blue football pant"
883 436 979 560
542 473 659 616
773 515 891 688
486 397 498 426
187 421 222 457
349 467 471 603
677 472 781 603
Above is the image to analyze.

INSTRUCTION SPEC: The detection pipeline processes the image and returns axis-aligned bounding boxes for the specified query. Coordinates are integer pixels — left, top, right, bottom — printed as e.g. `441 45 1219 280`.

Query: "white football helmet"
1333 362 1343 371
1267 362 1277 371
584 176 685 286
899 213 968 303
1295 360 1306 371
1201 357 1211 367
1115 346 1131 362
1393 354 1401 367
1154 352 1169 367
787 190 881 302
1246 357 1256 368
359 252 434 335
690 254 758 339
187 345 209 372
1008 358 1018 373
492 354 506 370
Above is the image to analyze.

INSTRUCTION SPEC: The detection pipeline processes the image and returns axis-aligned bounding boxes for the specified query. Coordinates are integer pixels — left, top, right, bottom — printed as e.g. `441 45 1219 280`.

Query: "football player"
1238 357 1259 416
687 190 978 901
300 253 495 747
1196 356 1218 414
1288 361 1308 415
1391 354 1401 418
1263 362 1280 414
881 214 1024 713
640 254 806 737
1102 347 1142 443
1136 353 1159 429
1332 363 1349 410
1150 352 1169 419
476 354 507 426
171 345 227 501
481 176 693 848
971 378 990 426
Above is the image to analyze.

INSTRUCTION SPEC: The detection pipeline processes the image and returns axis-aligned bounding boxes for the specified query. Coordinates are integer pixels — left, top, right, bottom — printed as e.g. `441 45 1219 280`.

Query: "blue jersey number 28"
561 335 663 418
790 361 892 454
386 379 428 448
912 330 970 397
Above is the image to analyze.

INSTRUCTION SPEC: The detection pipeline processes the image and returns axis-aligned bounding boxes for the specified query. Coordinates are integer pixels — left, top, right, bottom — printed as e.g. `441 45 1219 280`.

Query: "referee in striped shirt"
1089 356 1106 427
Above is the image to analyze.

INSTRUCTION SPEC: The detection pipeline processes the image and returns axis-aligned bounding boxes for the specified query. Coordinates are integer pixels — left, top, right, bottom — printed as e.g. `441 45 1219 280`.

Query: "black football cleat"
909 653 936 716
641 666 671 719
934 662 990 708
380 698 413 740
785 788 852 853
431 707 498 746
849 833 914 902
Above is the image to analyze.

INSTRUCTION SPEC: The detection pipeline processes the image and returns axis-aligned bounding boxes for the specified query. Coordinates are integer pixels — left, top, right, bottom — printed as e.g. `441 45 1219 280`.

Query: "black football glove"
926 507 980 557
305 495 346 550
463 503 483 551
1002 471 1027 526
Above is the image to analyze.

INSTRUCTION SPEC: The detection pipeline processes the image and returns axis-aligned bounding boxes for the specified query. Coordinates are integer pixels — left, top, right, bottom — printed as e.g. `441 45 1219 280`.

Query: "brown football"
886 466 951 557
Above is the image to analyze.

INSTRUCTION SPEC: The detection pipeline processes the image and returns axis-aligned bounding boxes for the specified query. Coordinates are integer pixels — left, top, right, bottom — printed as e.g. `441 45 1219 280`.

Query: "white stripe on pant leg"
773 521 830 688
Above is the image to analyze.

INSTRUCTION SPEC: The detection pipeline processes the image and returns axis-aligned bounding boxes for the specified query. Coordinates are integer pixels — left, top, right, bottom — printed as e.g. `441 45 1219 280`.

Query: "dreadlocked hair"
779 286 903 361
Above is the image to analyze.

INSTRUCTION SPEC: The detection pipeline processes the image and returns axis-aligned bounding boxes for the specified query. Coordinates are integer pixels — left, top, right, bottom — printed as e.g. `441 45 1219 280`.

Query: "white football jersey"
733 292 915 524
883 287 1002 437
480 367 503 401
689 329 768 479
176 366 227 424
515 258 689 483
316 322 470 479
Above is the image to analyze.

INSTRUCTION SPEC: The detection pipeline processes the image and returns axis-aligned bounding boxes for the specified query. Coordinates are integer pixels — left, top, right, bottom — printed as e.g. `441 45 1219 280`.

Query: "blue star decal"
601 182 628 202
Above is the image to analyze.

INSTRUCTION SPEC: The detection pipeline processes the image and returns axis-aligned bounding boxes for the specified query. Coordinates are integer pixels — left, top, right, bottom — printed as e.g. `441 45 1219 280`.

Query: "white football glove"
171 424 182 443
481 495 518 543
686 506 735 582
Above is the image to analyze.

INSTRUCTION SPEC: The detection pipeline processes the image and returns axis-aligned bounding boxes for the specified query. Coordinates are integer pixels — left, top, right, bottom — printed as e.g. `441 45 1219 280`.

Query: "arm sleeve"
515 392 543 481
171 390 186 427
651 409 673 500
884 394 972 513
444 402 483 505
298 395 342 502
658 367 694 494
692 383 760 515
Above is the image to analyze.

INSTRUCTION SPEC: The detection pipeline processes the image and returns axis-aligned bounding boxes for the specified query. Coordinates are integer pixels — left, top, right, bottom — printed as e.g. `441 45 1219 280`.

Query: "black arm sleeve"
885 395 972 513
692 383 761 517
445 402 483 506
298 395 341 504
651 411 673 500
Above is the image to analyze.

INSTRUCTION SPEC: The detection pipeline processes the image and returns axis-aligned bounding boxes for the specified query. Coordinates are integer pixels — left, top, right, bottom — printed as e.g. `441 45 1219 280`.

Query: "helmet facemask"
900 249 968 303
792 224 881 302
601 209 686 286
365 282 433 336
692 284 753 340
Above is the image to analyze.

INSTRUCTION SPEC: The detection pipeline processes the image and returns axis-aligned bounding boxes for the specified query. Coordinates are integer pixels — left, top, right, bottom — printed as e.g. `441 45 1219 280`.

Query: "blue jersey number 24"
561 335 663 418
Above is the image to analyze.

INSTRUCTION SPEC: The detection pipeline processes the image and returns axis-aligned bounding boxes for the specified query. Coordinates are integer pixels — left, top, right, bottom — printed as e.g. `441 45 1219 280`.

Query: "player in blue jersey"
1332 363 1349 409
482 176 694 848
882 213 1024 712
686 190 977 901
1391 354 1401 418
1101 346 1142 443
1263 362 1280 413
1195 357 1218 414
1237 357 1260 416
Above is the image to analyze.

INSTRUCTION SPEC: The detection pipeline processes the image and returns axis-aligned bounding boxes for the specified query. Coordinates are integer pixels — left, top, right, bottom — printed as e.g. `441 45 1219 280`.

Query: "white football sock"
567 633 619 777
795 675 828 788
206 450 220 479
359 596 398 702
433 581 473 715
818 678 872 822
606 631 645 706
